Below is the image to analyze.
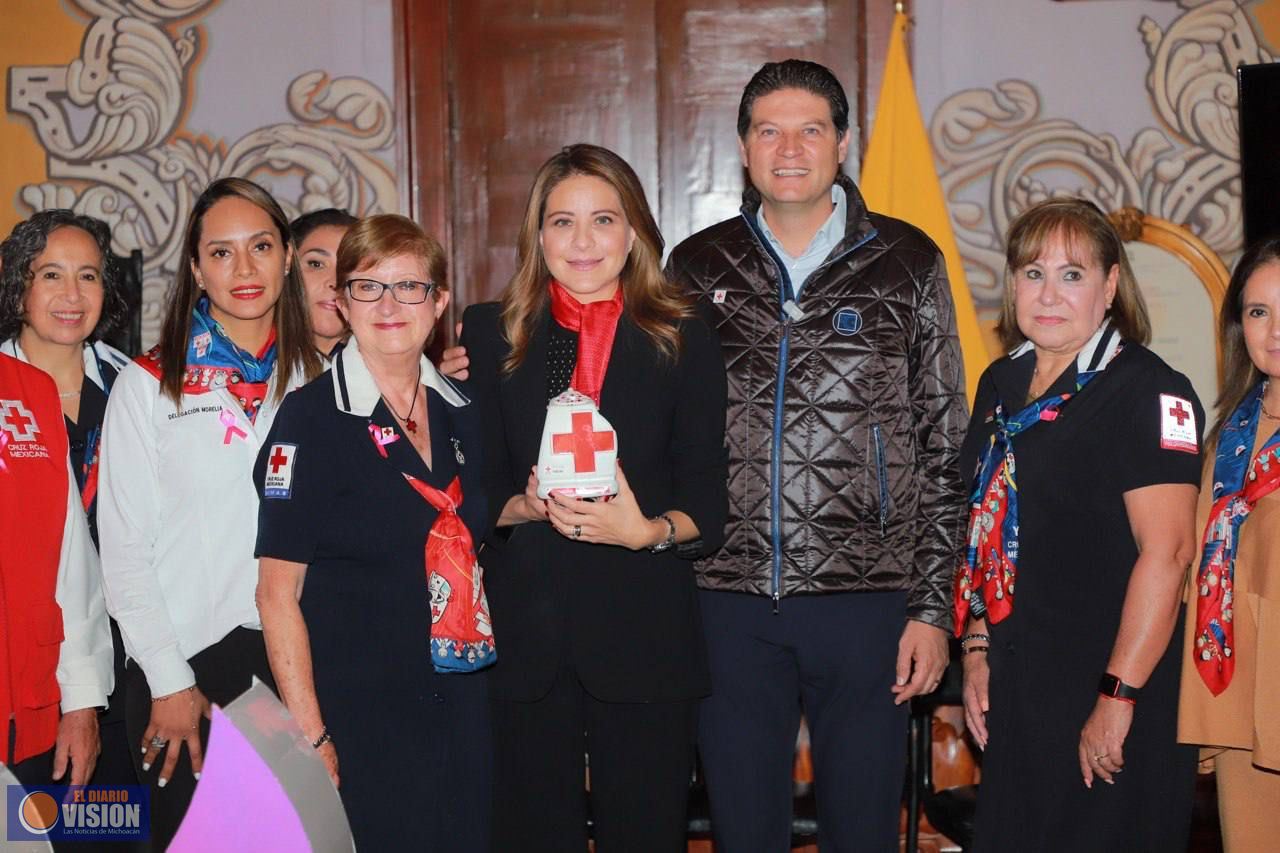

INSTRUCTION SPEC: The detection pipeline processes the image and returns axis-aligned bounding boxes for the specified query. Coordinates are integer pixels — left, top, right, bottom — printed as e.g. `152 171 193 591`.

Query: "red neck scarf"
548 280 623 405
403 473 496 672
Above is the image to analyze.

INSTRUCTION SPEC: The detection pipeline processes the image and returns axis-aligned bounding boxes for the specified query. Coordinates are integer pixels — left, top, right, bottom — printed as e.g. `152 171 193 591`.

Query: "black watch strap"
1097 673 1140 703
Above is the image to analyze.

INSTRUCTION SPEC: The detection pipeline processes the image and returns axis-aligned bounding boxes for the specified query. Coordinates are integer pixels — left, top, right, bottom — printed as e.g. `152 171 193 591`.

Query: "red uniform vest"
0 354 70 763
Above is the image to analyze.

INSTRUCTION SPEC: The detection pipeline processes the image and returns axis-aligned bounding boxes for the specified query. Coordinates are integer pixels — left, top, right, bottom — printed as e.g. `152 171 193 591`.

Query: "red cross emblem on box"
537 389 619 498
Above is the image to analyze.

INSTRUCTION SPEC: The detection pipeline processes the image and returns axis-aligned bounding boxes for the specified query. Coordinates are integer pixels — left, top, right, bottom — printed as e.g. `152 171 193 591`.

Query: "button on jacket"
664 174 968 630
98 360 300 698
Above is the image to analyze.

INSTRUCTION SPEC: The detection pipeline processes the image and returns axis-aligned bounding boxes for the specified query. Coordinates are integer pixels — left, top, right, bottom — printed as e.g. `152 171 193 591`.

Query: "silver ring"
150 736 168 749
573 524 581 539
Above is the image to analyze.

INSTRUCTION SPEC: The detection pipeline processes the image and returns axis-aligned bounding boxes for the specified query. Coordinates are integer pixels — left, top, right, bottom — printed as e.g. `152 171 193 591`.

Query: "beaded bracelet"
961 632 990 647
311 728 334 750
151 686 196 703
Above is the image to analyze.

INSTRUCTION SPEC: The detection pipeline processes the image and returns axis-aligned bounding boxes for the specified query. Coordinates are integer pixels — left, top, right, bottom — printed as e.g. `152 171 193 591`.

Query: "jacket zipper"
740 212 878 612
871 422 889 535
771 321 790 612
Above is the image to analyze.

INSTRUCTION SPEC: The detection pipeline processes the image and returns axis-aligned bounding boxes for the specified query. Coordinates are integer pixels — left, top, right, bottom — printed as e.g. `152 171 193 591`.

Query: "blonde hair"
997 198 1150 350
500 144 692 373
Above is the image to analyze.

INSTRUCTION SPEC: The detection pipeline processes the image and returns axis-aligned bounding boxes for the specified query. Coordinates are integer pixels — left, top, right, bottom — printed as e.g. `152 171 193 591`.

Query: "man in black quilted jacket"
663 59 969 853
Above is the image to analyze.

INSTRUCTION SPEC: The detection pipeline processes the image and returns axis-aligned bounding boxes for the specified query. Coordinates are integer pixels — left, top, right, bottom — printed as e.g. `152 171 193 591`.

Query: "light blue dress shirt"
755 184 847 299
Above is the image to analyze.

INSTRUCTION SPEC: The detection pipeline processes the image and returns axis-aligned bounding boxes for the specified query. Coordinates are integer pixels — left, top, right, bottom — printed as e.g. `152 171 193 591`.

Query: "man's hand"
891 620 949 705
53 708 101 786
438 321 469 380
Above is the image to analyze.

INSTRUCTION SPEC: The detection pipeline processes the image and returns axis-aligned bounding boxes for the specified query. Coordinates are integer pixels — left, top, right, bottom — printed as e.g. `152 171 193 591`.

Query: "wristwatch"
649 514 676 553
1097 673 1140 704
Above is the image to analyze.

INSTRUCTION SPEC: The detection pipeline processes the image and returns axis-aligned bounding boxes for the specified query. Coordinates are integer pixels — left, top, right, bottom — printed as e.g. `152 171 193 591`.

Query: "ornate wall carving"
931 0 1270 308
6 0 397 346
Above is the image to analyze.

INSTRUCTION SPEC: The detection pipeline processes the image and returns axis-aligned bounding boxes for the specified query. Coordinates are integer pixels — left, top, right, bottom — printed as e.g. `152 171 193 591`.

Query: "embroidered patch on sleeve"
1159 394 1198 454
263 443 298 498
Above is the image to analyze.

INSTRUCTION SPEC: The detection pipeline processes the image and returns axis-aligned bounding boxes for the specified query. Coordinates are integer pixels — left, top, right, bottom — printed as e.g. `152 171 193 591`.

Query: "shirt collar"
755 184 847 260
331 335 469 415
1 337 119 391
1009 319 1122 374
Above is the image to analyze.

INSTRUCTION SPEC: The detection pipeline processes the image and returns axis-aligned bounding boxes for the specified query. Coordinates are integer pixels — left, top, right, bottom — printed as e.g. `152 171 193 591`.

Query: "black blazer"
461 302 728 702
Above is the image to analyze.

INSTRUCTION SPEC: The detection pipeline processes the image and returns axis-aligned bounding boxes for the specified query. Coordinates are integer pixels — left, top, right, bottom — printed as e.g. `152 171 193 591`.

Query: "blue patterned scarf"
1193 381 1280 694
954 324 1123 632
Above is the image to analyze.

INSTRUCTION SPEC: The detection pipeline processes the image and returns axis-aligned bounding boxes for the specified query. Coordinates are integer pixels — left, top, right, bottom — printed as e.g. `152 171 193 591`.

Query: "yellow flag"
860 12 989 402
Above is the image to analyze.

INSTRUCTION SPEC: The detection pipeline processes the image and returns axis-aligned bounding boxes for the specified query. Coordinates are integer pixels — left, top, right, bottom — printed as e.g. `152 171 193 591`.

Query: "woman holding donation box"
461 143 728 852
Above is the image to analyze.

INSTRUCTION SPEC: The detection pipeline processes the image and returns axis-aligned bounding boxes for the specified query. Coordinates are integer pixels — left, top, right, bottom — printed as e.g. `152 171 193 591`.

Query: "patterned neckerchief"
1193 381 1280 694
953 323 1123 633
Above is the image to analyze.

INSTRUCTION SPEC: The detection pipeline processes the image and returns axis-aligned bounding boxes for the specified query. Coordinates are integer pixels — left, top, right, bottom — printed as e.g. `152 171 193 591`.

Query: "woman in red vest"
0 209 137 796
0 353 112 787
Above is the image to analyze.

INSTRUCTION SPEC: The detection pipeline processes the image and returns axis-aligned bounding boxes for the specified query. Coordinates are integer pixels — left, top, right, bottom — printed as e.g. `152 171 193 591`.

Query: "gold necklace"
1262 380 1280 420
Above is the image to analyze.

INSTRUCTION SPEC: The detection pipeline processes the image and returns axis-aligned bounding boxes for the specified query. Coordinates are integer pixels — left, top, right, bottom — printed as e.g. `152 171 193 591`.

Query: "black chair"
905 657 979 851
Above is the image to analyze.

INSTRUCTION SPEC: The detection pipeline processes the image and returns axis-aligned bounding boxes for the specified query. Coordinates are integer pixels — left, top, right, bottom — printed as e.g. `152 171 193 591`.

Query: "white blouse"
98 361 301 697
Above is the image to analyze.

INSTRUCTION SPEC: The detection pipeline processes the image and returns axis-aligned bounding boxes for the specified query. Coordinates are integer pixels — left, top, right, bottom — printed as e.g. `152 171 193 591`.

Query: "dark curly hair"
0 210 130 343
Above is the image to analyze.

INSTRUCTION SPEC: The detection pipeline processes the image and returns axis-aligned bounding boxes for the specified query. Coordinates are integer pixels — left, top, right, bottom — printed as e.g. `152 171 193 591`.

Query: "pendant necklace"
382 366 422 433
1263 381 1280 420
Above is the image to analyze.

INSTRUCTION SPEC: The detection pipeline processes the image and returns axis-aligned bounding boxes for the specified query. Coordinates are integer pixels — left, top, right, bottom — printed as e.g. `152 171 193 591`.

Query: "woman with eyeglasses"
98 177 321 848
254 214 494 849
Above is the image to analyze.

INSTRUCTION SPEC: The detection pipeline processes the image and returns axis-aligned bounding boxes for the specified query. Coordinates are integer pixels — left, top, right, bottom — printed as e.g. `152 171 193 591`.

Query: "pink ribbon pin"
0 430 8 473
220 409 248 444
368 424 400 458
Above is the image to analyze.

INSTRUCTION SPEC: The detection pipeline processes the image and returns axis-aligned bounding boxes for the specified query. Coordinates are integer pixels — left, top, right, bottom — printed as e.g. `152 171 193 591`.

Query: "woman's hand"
1078 696 1133 788
141 685 212 787
545 465 662 550
961 651 991 749
499 466 549 526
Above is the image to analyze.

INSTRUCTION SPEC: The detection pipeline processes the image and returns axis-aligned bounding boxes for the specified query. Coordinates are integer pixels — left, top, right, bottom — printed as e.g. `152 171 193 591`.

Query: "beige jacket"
1179 428 1280 770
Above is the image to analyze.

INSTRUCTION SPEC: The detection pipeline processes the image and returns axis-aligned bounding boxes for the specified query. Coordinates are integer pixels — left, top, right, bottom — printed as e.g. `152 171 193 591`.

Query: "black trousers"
696 590 909 853
490 665 697 853
123 626 275 851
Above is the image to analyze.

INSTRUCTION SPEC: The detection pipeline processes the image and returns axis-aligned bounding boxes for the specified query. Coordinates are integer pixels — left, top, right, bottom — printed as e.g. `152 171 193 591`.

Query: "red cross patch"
263 443 298 498
0 399 40 443
1159 394 1198 454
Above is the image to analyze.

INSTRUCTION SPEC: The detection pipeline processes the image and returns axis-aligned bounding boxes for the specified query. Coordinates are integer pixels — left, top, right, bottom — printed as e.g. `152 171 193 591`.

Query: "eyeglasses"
345 278 440 304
